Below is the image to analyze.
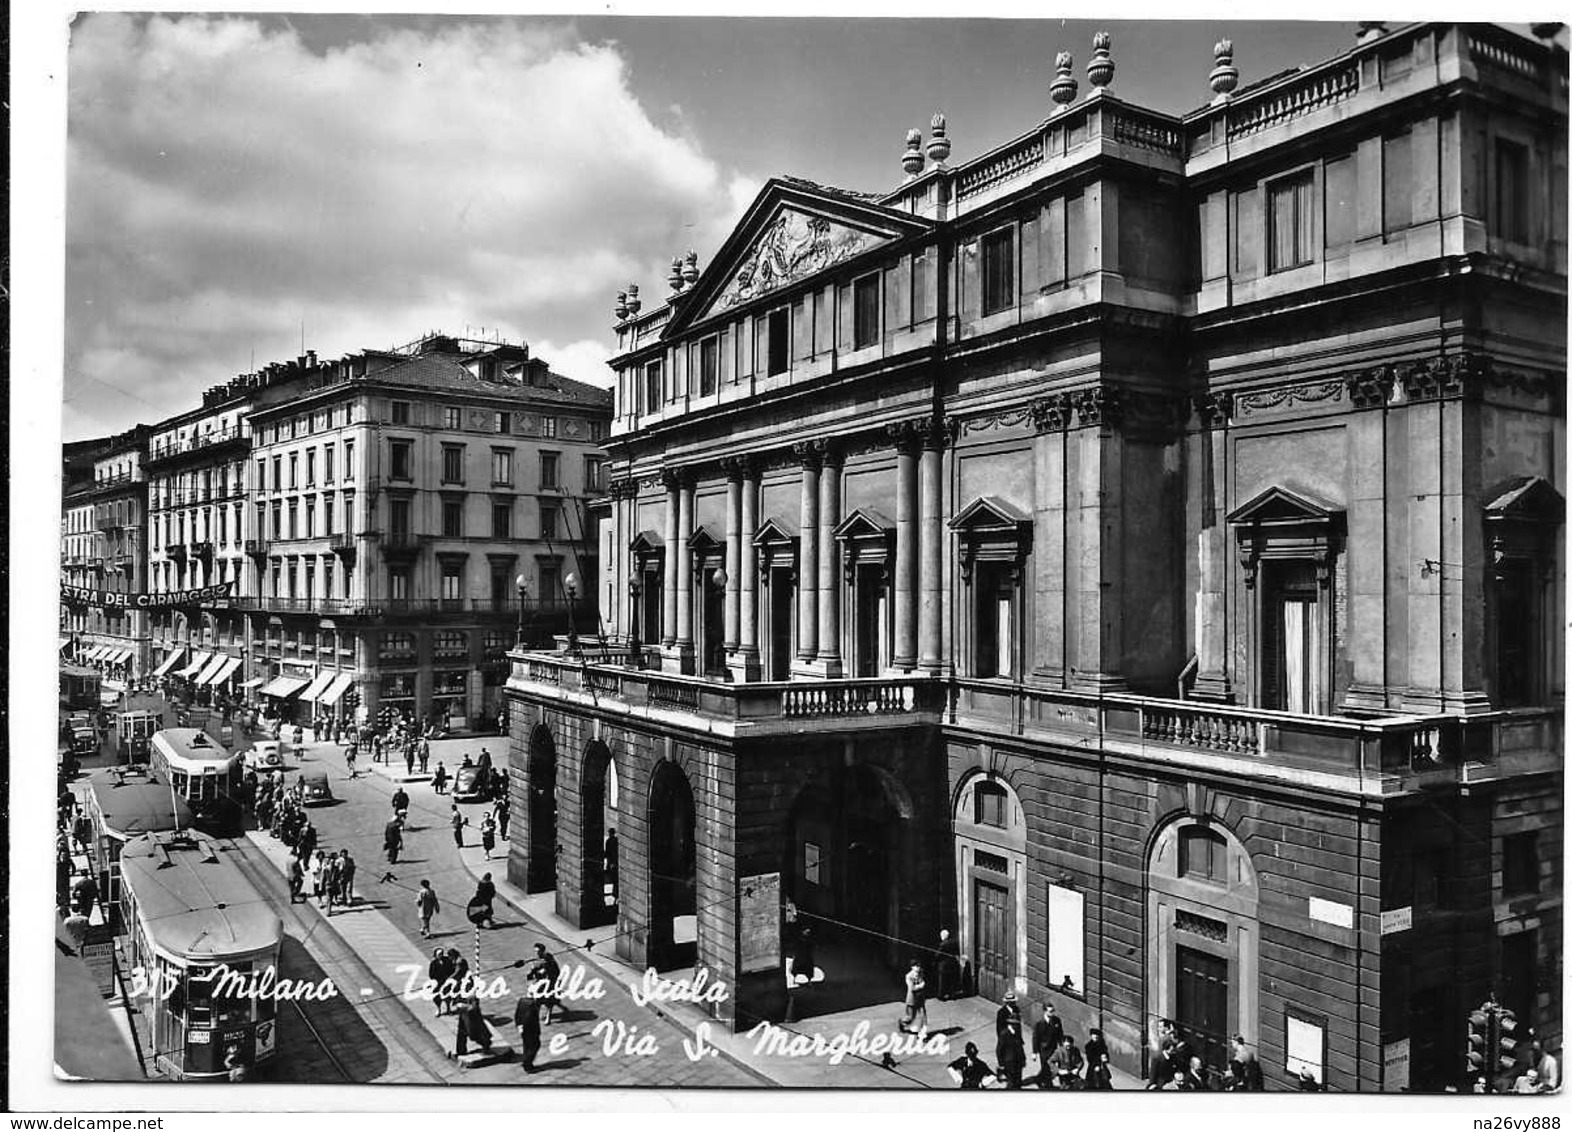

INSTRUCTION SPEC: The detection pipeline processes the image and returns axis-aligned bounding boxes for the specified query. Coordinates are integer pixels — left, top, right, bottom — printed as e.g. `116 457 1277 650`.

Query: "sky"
58 12 1443 440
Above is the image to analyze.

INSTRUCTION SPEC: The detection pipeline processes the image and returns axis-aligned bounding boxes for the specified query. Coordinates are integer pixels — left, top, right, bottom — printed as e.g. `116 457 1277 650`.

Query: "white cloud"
65 13 755 438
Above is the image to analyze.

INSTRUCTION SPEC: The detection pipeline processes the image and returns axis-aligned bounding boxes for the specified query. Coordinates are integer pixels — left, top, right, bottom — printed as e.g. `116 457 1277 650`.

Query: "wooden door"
1175 945 1229 1072
973 877 1014 1002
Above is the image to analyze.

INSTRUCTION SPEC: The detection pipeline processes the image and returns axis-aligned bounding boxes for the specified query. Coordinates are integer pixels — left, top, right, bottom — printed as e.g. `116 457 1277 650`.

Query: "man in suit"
1032 1001 1065 1087
995 991 1027 1089
935 928 961 1000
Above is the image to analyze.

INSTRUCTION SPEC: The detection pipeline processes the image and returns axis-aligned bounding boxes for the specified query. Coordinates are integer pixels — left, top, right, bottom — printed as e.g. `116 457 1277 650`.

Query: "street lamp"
564 572 581 653
515 574 529 648
626 578 643 668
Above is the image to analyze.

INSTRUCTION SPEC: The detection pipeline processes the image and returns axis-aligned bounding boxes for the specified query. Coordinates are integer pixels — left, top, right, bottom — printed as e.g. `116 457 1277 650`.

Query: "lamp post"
626 578 642 668
515 575 529 649
564 572 581 653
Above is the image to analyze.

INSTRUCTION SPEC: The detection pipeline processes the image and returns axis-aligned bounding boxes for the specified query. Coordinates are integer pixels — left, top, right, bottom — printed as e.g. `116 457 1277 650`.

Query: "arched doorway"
1146 816 1260 1080
647 760 696 971
953 772 1028 1004
526 724 558 894
579 740 616 928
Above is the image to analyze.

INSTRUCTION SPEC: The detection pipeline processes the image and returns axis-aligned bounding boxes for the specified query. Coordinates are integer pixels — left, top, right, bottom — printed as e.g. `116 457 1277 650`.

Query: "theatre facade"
505 23 1566 1091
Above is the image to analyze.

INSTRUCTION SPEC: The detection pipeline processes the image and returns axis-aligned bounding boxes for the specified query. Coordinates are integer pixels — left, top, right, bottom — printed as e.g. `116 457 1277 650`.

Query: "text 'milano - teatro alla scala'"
504 22 1566 1091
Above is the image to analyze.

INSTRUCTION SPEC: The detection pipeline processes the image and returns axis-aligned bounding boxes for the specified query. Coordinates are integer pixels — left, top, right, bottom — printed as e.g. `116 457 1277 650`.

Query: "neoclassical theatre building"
506 22 1565 1090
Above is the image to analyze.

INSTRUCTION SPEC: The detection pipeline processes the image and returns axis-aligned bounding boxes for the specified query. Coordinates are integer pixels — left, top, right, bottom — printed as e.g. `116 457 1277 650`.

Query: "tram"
118 831 283 1079
148 729 243 833
84 765 195 920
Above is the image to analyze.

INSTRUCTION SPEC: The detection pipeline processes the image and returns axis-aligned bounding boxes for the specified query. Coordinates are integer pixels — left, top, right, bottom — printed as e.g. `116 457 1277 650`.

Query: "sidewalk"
447 835 1143 1091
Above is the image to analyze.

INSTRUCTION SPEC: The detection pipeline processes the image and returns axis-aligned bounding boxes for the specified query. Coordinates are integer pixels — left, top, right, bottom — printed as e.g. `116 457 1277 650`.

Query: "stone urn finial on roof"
903 128 925 178
1050 50 1078 113
682 250 700 287
615 291 629 321
927 113 951 166
626 284 641 315
1087 32 1114 94
669 257 684 293
1210 38 1239 104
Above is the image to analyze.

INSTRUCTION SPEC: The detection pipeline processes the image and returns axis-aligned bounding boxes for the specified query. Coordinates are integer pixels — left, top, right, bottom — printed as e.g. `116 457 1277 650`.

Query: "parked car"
300 767 334 806
70 726 98 756
452 764 489 803
245 740 284 772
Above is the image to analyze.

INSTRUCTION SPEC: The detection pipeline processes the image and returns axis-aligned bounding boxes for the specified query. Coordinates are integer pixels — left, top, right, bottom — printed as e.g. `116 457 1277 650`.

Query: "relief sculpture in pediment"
715 210 874 312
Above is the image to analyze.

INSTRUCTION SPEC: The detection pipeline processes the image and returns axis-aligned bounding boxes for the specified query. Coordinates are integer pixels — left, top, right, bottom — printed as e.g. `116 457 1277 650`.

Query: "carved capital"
791 439 828 469
1401 353 1488 404
1345 366 1395 410
1192 391 1234 429
1030 393 1074 433
718 455 752 480
1073 385 1123 428
885 419 928 452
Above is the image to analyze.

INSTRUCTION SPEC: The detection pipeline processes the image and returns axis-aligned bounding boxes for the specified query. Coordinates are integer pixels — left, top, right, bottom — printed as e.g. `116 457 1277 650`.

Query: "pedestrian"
783 925 817 1023
995 991 1026 1089
70 872 99 918
515 989 542 1073
320 852 339 914
899 957 929 1040
224 1045 248 1082
416 879 440 938
1084 1027 1113 1090
405 742 415 778
372 734 383 764
948 1041 997 1089
1032 1001 1064 1086
452 993 494 1060
429 946 455 1015
480 812 497 859
433 762 449 795
468 872 498 928
529 942 562 1022
1229 1034 1264 1091
337 849 356 905
603 828 617 899
451 805 468 849
298 821 318 863
72 812 92 855
935 928 960 1001
345 744 357 779
1049 1035 1085 1090
392 787 410 820
287 854 304 903
1182 1054 1208 1091
1533 1039 1560 1092
448 950 470 1014
419 738 431 775
384 816 403 865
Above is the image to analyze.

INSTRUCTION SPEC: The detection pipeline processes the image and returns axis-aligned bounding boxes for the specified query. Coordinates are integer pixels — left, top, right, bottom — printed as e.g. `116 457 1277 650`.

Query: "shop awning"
194 653 230 686
239 677 265 689
259 675 309 699
178 651 212 679
210 656 243 687
318 672 356 707
59 638 71 655
297 671 336 703
152 649 186 678
80 646 102 662
109 648 133 666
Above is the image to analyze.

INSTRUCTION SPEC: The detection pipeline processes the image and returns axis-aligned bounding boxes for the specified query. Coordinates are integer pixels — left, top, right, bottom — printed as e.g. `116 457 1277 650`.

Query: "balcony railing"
148 426 247 463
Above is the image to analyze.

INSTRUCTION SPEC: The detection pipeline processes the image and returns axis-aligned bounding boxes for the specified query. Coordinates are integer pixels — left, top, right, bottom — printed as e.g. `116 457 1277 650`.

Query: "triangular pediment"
1485 476 1565 523
687 525 722 550
833 507 894 541
752 516 800 546
628 529 663 553
672 179 933 333
949 495 1030 533
1227 485 1343 526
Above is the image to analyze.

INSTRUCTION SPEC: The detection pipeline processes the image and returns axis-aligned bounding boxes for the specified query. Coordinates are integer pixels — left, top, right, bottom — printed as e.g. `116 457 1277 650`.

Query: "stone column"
661 473 679 650
890 423 919 671
794 444 821 667
918 423 945 673
1191 393 1234 702
815 450 843 677
732 461 761 681
675 474 695 660
723 461 742 655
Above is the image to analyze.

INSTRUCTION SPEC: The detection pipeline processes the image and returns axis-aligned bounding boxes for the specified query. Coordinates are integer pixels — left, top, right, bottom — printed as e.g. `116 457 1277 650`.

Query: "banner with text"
62 582 236 609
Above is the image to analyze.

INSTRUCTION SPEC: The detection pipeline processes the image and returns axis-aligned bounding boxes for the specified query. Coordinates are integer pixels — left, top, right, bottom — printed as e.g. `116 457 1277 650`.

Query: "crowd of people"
250 769 358 914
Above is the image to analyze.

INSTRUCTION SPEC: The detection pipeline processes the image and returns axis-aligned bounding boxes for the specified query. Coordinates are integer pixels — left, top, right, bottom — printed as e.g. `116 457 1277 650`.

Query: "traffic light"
1496 1008 1521 1087
1467 1008 1494 1083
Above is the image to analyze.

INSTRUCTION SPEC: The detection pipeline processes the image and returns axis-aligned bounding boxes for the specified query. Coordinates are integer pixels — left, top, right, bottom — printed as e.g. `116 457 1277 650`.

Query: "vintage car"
245 740 285 772
300 767 334 806
452 764 490 803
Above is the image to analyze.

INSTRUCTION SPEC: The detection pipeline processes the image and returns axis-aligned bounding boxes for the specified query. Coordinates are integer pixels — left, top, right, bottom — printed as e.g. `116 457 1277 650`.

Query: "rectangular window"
767 308 790 375
540 452 560 491
389 498 411 537
287 501 298 539
539 560 560 602
1268 171 1316 272
255 503 266 539
492 502 512 539
974 562 1015 678
643 362 663 412
272 456 283 490
491 448 513 485
583 456 601 493
1046 884 1085 996
441 444 464 484
343 490 355 535
389 568 410 601
323 559 335 599
389 441 413 481
1179 827 1228 884
1383 131 1412 233
288 454 298 488
444 406 462 430
699 336 719 396
494 412 510 434
542 416 557 439
441 562 463 601
256 459 266 491
322 494 334 536
304 499 315 538
442 499 463 538
1495 139 1530 243
271 503 282 540
981 227 1015 314
853 273 880 348
391 401 411 424
540 503 558 541
1502 831 1540 897
324 445 334 484
305 449 316 486
973 782 1007 828
344 440 355 481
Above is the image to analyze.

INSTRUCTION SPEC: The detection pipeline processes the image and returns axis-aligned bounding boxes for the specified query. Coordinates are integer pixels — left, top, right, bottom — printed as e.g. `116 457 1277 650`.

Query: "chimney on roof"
1210 39 1239 103
927 113 951 167
1087 32 1114 95
1051 52 1078 113
903 129 926 179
